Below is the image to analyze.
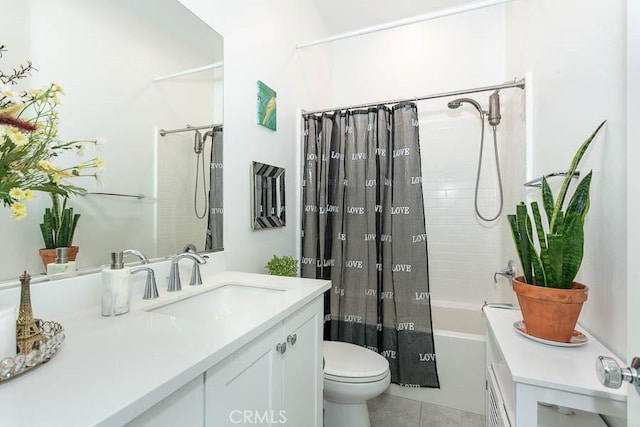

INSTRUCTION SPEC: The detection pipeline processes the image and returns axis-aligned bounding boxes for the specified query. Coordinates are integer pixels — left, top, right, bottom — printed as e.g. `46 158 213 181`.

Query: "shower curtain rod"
159 123 223 136
301 78 525 116
153 62 223 82
296 0 516 49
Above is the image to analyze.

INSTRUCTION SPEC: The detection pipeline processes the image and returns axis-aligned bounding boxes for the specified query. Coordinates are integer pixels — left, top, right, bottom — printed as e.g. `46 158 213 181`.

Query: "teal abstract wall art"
257 80 277 131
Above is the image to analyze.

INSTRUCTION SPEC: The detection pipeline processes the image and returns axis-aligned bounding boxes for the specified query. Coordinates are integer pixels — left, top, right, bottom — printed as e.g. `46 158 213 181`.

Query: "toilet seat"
325 370 390 383
323 341 390 383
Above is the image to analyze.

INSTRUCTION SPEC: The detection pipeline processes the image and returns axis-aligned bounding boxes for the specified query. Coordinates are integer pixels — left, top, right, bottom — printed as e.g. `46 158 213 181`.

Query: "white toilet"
323 340 391 427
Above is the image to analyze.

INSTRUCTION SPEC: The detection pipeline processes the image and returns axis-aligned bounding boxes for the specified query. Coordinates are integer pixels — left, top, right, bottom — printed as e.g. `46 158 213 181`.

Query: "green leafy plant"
39 193 81 249
508 121 605 289
265 255 298 277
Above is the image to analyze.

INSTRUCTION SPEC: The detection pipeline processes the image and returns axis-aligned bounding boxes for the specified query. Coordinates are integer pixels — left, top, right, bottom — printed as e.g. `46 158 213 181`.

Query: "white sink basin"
150 284 285 321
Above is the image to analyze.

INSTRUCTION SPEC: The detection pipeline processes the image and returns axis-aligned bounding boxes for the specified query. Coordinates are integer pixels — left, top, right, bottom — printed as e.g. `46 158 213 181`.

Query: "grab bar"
524 170 580 188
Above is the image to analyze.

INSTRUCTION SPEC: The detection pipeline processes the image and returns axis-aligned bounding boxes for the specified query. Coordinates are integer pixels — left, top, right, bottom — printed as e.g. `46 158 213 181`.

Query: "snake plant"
508 121 606 289
39 194 81 249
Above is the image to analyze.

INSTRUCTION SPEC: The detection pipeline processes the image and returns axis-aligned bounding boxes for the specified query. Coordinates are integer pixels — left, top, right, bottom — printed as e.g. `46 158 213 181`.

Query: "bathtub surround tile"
419 402 483 427
418 109 523 307
368 393 421 427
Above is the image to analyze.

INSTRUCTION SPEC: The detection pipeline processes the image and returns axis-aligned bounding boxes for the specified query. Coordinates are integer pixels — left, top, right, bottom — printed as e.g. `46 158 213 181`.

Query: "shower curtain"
206 127 223 250
301 103 439 388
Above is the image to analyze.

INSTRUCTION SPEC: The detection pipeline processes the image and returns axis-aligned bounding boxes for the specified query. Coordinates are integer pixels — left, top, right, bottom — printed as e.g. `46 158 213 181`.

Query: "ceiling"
312 0 476 34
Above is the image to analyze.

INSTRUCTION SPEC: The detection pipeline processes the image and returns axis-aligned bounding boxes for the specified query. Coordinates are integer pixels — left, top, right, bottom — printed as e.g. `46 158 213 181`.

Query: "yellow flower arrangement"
0 45 102 220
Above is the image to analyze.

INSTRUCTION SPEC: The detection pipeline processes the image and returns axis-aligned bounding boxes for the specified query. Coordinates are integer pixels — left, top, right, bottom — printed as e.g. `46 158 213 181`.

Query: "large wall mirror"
0 0 223 283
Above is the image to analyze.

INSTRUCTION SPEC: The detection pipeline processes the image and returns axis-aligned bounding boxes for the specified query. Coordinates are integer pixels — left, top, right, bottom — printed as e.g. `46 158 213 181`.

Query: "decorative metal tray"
0 320 65 381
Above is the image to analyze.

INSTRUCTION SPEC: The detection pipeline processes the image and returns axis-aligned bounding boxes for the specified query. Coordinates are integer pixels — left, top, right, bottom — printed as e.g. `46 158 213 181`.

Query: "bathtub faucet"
493 260 517 284
482 301 513 311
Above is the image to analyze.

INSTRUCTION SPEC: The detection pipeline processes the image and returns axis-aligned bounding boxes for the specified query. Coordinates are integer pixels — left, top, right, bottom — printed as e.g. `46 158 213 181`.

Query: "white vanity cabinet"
484 307 626 427
205 297 323 427
0 270 331 426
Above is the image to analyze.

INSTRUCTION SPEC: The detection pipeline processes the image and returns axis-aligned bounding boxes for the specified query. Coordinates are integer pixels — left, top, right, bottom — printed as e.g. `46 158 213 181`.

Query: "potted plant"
507 121 605 343
38 194 81 268
265 255 298 277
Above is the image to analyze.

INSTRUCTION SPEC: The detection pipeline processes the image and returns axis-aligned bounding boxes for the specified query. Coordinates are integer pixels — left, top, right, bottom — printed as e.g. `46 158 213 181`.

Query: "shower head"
447 97 484 116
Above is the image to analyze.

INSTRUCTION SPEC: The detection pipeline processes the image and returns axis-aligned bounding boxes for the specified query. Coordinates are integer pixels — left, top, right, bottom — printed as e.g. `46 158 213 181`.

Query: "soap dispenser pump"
101 252 131 316
46 247 77 275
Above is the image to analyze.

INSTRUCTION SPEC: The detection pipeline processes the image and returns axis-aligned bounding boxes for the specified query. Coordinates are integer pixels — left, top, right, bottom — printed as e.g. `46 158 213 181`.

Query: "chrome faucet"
168 252 207 292
182 243 197 253
123 249 149 264
130 266 159 300
494 260 517 284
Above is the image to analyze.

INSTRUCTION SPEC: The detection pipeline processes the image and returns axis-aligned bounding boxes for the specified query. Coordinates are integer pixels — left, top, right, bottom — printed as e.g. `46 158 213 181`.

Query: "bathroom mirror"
251 162 286 229
0 0 223 283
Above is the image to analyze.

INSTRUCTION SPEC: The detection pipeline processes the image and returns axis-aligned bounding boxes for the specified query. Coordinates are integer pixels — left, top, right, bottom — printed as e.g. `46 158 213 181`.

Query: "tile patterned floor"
367 393 484 427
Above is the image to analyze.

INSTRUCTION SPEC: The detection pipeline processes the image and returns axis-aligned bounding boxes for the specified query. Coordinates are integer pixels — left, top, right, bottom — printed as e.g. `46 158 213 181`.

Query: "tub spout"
482 302 513 311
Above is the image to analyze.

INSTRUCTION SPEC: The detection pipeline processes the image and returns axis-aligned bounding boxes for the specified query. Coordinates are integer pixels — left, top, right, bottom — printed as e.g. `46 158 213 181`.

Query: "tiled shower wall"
154 71 220 257
157 132 212 256
498 86 528 307
417 90 525 307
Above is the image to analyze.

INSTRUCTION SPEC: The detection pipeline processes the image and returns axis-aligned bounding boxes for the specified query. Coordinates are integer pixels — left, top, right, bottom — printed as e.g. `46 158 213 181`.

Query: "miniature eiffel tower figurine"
16 271 46 354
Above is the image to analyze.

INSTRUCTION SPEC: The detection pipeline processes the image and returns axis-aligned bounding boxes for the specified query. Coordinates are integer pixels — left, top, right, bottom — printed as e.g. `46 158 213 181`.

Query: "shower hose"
475 118 504 222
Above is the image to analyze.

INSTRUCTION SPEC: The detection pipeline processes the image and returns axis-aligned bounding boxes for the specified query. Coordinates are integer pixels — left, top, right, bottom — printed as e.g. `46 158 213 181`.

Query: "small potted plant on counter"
265 255 298 277
38 194 81 268
507 121 605 343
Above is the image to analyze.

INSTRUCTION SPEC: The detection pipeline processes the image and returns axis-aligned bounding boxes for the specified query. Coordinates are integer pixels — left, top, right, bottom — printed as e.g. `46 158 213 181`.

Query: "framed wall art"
257 80 277 131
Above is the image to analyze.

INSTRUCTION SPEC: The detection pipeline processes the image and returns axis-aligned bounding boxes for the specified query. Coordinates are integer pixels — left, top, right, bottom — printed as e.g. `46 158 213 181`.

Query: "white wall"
331 6 513 310
506 0 628 358
627 0 640 422
177 0 333 273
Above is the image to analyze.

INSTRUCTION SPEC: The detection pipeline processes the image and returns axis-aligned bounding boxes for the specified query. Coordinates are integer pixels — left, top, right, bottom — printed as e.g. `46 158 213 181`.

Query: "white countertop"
0 271 330 427
484 307 627 403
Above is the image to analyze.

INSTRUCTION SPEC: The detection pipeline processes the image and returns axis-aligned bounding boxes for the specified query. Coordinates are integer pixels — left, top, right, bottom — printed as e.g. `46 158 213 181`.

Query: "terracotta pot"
512 276 588 343
39 246 79 270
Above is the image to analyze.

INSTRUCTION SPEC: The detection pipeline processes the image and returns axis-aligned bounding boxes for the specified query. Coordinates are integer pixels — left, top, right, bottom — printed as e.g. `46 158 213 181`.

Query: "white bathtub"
388 302 487 415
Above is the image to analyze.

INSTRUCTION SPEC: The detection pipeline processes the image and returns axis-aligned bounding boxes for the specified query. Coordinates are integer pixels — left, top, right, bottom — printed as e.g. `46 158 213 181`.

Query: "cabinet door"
126 375 204 427
205 324 284 427
282 298 323 427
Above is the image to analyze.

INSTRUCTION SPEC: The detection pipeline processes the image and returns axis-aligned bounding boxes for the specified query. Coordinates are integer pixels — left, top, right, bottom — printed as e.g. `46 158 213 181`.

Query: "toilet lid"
323 341 389 382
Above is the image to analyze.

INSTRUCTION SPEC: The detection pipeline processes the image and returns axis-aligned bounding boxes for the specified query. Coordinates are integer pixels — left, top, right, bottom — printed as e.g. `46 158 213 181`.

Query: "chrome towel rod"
153 62 223 82
86 192 145 199
159 123 222 137
524 170 580 188
302 78 525 116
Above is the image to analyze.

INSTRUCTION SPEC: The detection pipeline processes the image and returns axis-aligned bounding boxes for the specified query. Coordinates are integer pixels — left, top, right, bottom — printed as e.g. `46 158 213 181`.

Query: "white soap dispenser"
101 252 131 316
46 247 76 275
